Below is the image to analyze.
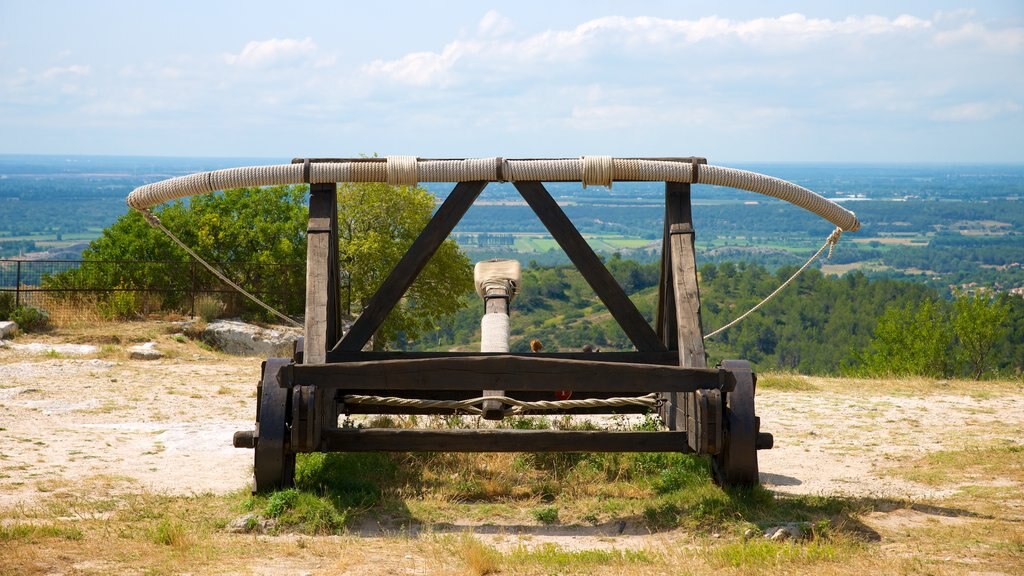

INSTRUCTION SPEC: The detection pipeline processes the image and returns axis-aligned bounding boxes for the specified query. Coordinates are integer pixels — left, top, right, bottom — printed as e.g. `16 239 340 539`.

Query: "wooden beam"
658 182 691 429
325 350 682 365
287 355 722 393
670 222 708 452
513 181 665 353
303 183 340 365
670 223 706 368
336 181 488 352
321 429 693 453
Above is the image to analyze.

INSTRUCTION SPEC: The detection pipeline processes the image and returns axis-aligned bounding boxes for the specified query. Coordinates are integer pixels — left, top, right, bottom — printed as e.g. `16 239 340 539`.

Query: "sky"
1 0 1022 162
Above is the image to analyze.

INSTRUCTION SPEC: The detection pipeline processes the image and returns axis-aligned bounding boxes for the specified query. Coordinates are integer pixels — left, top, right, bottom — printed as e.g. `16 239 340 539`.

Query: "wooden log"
320 429 693 453
337 181 488 352
325 350 681 365
514 181 665 353
287 356 722 393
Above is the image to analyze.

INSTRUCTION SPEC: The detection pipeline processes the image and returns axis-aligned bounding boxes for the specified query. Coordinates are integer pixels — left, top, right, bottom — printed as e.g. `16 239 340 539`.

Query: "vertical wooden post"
303 183 341 450
658 182 695 429
304 183 341 364
670 208 708 452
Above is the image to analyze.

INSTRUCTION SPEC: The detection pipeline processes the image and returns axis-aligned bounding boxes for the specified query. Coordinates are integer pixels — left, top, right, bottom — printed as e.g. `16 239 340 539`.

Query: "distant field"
512 234 656 253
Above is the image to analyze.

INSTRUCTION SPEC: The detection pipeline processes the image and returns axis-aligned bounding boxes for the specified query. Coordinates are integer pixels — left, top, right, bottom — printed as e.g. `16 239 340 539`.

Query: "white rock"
129 341 164 360
0 321 17 339
202 320 301 357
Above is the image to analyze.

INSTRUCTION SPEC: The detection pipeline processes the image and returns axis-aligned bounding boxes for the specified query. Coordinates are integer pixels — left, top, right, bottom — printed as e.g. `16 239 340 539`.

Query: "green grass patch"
758 372 820 392
710 538 850 569
507 543 652 570
0 522 84 543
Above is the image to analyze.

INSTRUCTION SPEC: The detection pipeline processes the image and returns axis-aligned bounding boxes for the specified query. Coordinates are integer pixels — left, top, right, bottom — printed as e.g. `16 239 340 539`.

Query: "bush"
0 292 14 319
10 306 49 332
98 290 141 320
194 295 225 322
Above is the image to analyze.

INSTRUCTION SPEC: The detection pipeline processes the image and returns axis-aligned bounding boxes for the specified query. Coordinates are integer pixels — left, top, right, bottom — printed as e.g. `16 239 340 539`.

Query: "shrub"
194 294 225 322
0 292 14 319
98 290 141 320
10 305 49 332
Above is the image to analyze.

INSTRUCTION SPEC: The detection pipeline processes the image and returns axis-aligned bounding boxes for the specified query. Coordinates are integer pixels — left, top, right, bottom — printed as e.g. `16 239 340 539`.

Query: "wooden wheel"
712 360 759 487
253 358 296 493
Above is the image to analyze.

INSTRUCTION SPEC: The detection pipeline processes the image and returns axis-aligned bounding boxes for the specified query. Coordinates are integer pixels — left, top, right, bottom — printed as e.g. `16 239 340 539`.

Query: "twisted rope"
343 393 660 416
126 158 861 232
139 210 302 327
703 227 842 340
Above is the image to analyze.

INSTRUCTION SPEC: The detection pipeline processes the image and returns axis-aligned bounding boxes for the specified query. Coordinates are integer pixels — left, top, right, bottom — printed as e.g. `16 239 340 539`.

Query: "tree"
337 182 472 350
953 292 1010 380
45 186 308 315
859 298 954 378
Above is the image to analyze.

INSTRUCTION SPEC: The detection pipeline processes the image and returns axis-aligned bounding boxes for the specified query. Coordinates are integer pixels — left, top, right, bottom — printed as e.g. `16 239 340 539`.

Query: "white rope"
386 155 418 187
582 155 614 188
480 313 510 353
703 227 842 340
343 393 660 416
139 209 302 327
126 158 861 232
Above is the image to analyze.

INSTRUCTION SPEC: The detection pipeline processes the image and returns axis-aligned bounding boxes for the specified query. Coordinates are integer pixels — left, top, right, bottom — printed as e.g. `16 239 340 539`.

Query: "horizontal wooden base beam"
320 429 693 453
325 350 682 365
287 356 724 393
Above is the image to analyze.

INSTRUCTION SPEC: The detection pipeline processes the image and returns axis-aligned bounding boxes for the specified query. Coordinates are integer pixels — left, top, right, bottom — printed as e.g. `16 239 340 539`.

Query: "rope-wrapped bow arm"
126 156 860 232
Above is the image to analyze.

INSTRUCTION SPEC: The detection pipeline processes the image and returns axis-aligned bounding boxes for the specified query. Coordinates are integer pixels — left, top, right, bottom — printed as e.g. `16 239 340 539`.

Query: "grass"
888 441 1024 487
757 372 821 392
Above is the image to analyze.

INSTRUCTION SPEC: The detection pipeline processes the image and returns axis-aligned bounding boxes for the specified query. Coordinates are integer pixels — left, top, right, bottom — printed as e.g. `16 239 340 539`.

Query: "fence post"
15 260 21 308
190 261 197 319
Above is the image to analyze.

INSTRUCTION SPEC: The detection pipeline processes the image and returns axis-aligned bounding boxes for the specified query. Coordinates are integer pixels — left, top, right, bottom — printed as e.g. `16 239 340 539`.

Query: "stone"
765 523 806 541
129 341 164 360
225 514 275 534
202 319 302 357
0 321 17 339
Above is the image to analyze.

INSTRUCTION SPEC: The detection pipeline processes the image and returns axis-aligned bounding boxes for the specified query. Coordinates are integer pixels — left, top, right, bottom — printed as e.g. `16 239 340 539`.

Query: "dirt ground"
1 322 1023 574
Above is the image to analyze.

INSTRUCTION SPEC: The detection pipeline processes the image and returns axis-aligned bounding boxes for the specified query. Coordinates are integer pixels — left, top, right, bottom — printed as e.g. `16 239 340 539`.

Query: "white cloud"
362 41 472 86
362 12 941 87
935 22 1024 52
930 101 1021 122
224 37 322 68
40 64 90 80
478 10 513 37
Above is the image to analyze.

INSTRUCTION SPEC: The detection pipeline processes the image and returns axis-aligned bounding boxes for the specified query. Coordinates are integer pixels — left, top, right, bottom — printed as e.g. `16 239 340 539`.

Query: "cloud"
40 64 90 80
930 101 1021 122
478 10 513 37
224 37 325 68
362 41 472 87
361 12 940 87
935 22 1024 52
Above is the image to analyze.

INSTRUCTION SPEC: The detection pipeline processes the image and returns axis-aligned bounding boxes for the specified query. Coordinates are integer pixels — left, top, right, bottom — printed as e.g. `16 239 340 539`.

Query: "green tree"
953 292 1010 380
45 186 310 316
337 182 472 350
858 298 953 378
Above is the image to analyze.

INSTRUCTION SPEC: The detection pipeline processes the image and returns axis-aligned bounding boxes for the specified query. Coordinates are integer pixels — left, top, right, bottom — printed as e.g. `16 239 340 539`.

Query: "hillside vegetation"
422 259 1023 379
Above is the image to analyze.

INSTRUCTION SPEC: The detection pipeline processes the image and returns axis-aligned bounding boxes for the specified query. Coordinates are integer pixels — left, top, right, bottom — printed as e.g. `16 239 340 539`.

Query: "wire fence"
0 259 308 324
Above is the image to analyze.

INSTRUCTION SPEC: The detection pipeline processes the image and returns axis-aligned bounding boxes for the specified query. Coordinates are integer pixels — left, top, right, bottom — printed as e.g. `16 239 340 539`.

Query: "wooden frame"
240 168 769 492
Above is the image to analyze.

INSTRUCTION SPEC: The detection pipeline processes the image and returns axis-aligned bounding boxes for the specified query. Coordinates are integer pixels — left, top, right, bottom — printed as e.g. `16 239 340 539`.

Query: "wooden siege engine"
124 155 861 493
